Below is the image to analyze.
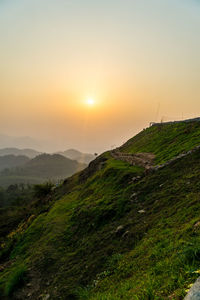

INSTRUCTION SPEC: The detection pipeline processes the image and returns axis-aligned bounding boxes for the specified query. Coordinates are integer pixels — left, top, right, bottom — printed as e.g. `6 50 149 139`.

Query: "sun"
86 98 95 106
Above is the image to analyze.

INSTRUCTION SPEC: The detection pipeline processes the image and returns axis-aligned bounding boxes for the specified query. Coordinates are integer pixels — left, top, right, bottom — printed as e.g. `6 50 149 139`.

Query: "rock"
138 209 145 213
132 176 141 182
194 221 200 228
43 295 50 300
184 277 200 299
122 231 130 239
115 225 124 235
130 192 137 198
26 283 32 287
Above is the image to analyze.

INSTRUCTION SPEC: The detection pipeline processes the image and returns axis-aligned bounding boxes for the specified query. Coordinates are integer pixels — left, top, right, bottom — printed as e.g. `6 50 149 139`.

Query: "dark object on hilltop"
150 117 200 127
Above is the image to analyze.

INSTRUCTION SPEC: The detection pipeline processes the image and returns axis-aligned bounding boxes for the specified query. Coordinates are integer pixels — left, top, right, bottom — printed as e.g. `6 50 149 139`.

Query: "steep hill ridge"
1 120 200 299
111 144 200 172
121 120 200 164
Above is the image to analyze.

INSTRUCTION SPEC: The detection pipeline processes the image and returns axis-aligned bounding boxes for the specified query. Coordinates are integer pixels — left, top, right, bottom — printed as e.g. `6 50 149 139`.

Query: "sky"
0 0 200 153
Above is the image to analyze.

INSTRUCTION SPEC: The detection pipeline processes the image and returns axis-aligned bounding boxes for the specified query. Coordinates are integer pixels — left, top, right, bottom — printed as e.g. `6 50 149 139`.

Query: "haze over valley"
0 143 94 187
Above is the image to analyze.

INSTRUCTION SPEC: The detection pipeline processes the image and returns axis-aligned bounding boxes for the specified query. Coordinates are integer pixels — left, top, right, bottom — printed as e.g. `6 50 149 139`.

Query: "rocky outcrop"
184 277 200 299
111 150 155 170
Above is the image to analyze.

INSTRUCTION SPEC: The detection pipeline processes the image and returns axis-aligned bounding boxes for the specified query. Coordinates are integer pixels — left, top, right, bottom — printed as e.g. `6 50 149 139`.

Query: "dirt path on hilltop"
111 150 155 170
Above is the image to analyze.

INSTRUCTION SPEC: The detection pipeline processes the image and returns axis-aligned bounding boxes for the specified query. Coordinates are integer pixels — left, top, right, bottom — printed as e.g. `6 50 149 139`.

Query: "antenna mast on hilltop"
155 102 160 122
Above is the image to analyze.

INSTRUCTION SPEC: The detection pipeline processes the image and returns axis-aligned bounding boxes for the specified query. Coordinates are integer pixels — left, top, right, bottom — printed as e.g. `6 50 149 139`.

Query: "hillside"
120 121 200 164
0 154 86 187
1 120 200 299
57 149 95 164
0 155 30 172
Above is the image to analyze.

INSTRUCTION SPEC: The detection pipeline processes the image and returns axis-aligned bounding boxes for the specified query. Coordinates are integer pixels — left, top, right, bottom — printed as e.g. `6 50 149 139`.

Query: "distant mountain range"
0 147 95 164
0 147 41 158
0 153 86 187
0 146 95 187
56 149 95 164
0 155 30 172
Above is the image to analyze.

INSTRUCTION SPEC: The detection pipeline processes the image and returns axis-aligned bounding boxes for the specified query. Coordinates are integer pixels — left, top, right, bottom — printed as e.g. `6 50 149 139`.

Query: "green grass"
121 121 200 164
1 121 200 299
4 263 27 296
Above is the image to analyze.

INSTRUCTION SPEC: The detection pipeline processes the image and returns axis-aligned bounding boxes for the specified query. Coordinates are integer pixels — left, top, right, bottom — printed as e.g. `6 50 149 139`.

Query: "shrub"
33 182 53 198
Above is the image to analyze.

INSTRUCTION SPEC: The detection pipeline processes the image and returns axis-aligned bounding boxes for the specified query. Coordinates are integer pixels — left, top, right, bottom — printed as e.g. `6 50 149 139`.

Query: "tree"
33 182 54 199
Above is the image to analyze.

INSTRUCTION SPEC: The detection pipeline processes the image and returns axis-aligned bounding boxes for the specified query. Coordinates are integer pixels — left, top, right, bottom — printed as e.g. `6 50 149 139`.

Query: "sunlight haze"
1 0 200 152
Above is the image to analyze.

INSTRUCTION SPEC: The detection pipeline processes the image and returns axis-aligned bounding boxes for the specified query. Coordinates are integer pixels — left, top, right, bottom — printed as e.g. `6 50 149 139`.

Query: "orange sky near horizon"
1 0 200 152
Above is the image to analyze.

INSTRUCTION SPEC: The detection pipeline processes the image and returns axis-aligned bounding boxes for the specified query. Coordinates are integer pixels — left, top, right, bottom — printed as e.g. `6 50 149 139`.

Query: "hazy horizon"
1 115 200 153
1 0 200 153
0 132 100 153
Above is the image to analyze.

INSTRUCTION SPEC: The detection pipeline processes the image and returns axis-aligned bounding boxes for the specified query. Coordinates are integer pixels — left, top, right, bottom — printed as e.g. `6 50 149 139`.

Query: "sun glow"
86 98 95 106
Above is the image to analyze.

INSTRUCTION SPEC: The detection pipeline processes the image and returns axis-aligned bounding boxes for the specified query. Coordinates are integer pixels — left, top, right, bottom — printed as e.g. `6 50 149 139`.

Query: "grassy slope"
1 121 200 299
120 121 200 164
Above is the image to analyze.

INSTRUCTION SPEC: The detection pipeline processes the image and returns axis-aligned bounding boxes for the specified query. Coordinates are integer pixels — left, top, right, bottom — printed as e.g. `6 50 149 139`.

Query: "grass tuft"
4 264 27 296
